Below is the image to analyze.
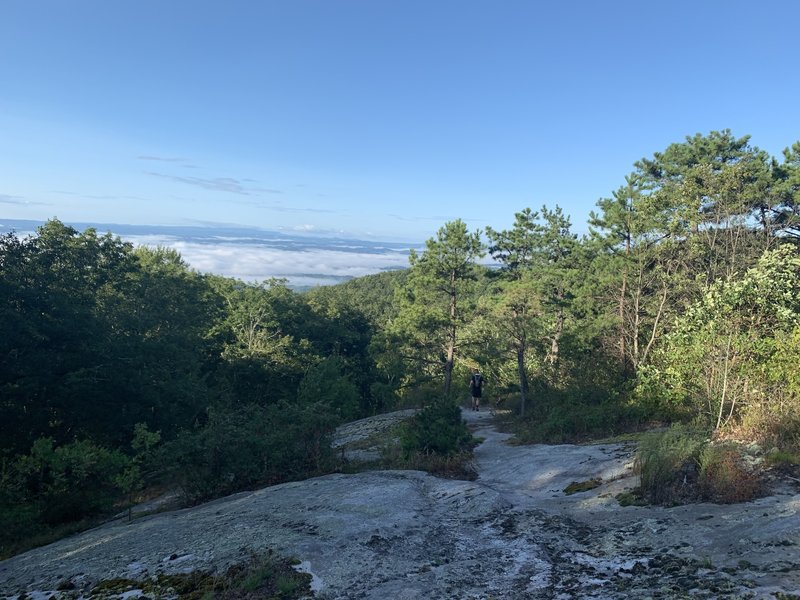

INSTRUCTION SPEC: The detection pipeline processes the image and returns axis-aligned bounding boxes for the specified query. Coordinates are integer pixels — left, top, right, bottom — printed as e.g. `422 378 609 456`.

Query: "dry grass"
698 444 763 504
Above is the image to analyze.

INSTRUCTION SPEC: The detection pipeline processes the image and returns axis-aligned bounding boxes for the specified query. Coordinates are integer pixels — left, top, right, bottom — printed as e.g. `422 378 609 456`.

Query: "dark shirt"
470 374 483 396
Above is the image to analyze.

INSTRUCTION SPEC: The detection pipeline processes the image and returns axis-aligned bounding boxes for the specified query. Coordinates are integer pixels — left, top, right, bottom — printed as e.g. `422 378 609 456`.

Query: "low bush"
512 396 651 444
635 425 706 505
377 439 477 480
158 402 338 503
0 438 129 557
87 552 311 599
766 448 800 466
736 405 800 451
400 399 473 457
296 356 361 422
634 427 765 505
698 443 763 503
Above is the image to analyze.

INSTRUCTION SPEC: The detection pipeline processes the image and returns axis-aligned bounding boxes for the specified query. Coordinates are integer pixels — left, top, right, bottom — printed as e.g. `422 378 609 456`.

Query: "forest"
2 130 800 556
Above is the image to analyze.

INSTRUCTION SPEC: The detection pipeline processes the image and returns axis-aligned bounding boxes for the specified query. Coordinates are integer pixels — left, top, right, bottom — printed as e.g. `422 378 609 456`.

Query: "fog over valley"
0 219 416 288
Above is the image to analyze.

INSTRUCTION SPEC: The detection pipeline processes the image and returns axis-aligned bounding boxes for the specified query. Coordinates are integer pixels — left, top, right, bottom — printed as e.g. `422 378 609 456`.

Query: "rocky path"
2 409 800 598
465 408 800 598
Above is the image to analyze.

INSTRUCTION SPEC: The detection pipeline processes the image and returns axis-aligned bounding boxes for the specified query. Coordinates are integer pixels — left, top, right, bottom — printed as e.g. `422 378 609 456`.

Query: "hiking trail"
2 408 799 598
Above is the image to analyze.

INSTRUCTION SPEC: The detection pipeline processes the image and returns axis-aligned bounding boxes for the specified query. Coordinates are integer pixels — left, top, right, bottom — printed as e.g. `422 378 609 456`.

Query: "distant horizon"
0 217 423 244
0 217 419 288
3 2 798 243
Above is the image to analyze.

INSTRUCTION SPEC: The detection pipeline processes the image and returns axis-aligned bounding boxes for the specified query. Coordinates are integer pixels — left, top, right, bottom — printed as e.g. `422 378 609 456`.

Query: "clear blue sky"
1 0 798 241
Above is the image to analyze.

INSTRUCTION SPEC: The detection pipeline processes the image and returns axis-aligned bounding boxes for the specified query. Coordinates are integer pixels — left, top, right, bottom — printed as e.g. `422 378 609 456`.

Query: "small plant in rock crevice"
633 425 765 505
698 443 763 504
635 426 706 505
82 553 311 599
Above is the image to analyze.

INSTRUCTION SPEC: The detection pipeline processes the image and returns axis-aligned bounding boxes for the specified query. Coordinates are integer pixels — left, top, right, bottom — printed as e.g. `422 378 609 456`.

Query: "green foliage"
296 356 361 422
158 403 338 503
115 423 162 520
0 219 390 554
511 385 647 444
615 491 647 507
209 277 379 415
563 478 602 495
389 219 485 397
208 278 315 406
0 437 129 555
400 399 472 457
13 438 129 524
88 553 312 599
5 131 800 554
308 269 408 329
483 205 584 414
635 426 706 505
303 292 379 415
773 141 800 237
588 130 779 381
766 448 800 466
644 244 800 430
0 225 214 453
307 273 406 415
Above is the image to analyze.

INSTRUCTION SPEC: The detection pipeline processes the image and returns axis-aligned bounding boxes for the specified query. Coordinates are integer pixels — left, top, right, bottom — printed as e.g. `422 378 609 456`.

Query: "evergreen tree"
390 220 485 397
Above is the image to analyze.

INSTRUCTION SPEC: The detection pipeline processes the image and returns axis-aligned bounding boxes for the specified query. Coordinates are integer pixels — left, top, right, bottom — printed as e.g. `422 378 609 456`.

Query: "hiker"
469 369 484 411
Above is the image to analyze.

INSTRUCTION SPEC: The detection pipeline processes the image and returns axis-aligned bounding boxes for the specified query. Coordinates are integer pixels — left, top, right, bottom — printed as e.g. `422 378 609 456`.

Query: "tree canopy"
3 130 800 555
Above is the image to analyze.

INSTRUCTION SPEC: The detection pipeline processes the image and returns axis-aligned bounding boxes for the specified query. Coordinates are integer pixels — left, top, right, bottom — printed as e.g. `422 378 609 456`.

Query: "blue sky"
2 0 799 242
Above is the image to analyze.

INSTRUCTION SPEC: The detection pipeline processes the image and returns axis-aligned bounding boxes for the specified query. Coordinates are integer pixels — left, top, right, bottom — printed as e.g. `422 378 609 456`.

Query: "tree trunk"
715 334 733 430
444 272 457 397
517 345 528 416
547 308 563 365
631 275 642 371
641 279 669 366
618 272 627 371
619 234 630 372
444 342 454 397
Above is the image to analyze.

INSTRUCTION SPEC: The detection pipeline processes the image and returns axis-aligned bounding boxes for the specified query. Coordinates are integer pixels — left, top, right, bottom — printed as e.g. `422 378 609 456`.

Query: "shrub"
0 438 129 557
401 399 472 457
0 501 38 556
13 438 129 525
635 426 706 505
766 448 800 466
736 404 800 451
296 356 361 422
698 443 763 503
643 246 800 434
159 403 338 503
512 393 651 444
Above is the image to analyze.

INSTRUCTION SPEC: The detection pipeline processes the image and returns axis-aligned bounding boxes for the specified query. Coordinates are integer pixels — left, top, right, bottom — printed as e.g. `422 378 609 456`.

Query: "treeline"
369 130 800 503
377 130 800 447
0 221 385 554
2 129 799 552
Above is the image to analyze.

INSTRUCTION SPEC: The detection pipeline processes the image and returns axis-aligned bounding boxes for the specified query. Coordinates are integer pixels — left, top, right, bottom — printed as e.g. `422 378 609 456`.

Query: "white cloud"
137 155 187 162
126 236 409 284
144 172 253 194
0 194 48 206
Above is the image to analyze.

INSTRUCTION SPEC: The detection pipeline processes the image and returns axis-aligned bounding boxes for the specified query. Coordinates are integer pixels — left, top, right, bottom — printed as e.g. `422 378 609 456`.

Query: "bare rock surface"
332 409 418 449
332 408 417 462
2 408 800 598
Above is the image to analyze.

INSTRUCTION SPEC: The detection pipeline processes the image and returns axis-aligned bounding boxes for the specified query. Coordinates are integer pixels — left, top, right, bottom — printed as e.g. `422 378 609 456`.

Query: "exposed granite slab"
2 408 799 599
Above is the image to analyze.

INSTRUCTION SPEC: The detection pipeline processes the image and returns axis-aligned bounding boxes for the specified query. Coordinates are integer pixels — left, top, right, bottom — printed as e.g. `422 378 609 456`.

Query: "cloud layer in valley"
0 219 414 287
129 235 410 286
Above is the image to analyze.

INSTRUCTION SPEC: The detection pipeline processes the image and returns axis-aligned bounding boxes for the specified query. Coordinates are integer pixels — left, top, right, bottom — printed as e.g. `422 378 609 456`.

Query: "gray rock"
2 408 799 599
